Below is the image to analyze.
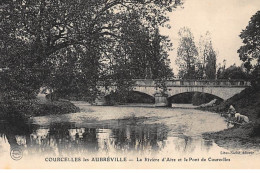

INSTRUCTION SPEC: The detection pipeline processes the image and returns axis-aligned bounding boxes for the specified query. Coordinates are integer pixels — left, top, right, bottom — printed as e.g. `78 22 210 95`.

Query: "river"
0 102 259 168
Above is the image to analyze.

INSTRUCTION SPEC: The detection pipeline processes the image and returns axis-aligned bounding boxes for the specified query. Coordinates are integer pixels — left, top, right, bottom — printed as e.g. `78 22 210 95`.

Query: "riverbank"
0 99 80 120
200 86 260 150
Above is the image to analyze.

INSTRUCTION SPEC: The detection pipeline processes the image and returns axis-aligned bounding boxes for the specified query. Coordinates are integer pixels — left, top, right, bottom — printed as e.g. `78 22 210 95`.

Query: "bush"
0 100 80 120
31 101 80 116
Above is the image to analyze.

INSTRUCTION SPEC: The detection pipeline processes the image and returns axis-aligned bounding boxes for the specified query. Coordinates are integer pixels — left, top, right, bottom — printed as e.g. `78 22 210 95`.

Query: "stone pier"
154 92 169 107
94 93 107 106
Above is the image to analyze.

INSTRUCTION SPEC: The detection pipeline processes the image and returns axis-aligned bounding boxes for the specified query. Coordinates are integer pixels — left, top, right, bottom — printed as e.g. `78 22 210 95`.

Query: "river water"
0 102 259 168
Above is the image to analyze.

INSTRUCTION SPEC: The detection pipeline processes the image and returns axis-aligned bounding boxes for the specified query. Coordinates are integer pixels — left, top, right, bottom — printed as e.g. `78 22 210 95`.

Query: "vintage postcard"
0 0 260 169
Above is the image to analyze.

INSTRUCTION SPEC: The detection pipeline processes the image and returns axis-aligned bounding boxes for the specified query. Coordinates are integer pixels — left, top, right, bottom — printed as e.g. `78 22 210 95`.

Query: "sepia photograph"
0 0 260 169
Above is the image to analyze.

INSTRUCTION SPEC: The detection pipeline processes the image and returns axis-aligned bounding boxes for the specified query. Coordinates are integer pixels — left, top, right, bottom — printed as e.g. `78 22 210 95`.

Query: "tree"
0 0 182 101
205 49 217 79
176 27 198 79
149 28 174 80
108 17 174 101
198 31 217 79
238 10 260 72
217 64 249 80
120 25 173 80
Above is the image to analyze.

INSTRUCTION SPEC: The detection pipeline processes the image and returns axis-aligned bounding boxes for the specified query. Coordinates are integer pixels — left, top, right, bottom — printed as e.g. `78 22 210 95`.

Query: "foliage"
176 27 198 79
238 11 260 88
0 0 181 101
103 12 174 96
198 32 217 79
238 10 260 72
0 99 79 119
176 29 218 80
217 64 250 80
0 35 42 101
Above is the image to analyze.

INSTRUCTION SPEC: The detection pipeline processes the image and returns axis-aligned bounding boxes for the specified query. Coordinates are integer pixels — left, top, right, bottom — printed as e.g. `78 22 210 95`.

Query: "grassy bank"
0 99 80 120
200 86 260 149
204 123 260 149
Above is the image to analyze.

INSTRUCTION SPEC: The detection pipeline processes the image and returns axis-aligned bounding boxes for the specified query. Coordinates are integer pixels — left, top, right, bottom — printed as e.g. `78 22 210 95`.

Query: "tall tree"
205 48 217 79
109 17 174 99
238 10 260 87
110 13 174 80
198 32 217 79
216 59 226 79
199 31 217 79
238 10 260 72
150 28 174 80
176 27 198 79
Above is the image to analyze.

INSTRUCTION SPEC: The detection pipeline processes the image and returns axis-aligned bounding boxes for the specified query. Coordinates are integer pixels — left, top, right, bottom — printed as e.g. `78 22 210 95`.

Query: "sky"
160 0 260 74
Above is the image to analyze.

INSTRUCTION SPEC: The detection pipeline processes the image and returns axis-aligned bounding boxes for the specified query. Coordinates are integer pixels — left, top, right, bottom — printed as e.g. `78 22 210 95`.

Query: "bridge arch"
103 90 155 104
127 91 155 103
168 91 224 100
168 91 224 105
166 86 246 100
132 86 156 98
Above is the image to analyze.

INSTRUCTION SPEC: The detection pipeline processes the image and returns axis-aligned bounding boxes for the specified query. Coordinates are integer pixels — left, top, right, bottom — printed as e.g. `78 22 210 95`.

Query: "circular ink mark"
10 147 23 161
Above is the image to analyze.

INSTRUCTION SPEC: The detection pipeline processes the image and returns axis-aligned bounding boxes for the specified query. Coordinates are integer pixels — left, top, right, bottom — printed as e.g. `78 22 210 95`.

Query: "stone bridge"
96 79 251 106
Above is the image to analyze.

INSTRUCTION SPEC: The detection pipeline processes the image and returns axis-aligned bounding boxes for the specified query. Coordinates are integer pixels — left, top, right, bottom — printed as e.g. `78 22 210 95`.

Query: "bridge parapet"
134 79 251 87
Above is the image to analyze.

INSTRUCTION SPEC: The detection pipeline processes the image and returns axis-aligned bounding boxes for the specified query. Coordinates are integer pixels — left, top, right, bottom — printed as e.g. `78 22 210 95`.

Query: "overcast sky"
160 0 260 74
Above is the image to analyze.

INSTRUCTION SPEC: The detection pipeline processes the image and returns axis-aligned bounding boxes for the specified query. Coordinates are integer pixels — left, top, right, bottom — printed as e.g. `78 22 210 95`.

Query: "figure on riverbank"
225 105 249 125
227 105 236 118
235 113 250 123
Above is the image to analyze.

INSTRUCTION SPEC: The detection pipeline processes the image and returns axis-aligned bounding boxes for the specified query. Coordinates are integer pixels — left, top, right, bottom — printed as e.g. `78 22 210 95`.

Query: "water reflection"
0 116 216 158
